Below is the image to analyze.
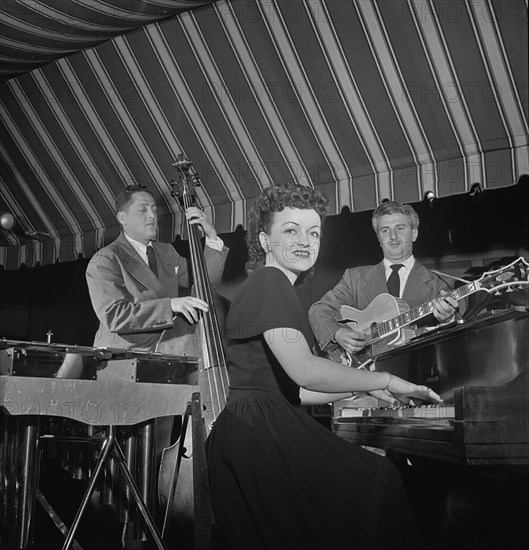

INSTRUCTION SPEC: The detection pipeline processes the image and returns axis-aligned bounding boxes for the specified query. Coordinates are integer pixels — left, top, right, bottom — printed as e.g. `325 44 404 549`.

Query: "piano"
0 340 200 549
333 309 529 466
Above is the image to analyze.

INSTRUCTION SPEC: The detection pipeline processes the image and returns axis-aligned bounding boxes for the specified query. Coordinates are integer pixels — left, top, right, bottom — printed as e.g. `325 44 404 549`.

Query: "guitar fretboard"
342 257 528 345
367 282 478 343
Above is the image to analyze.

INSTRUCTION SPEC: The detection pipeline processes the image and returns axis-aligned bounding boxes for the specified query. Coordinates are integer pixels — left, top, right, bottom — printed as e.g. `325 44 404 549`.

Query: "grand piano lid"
379 308 529 357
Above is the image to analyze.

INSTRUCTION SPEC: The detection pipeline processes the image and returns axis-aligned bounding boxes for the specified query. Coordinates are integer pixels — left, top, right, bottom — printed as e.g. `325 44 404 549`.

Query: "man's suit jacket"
86 232 228 353
308 260 451 353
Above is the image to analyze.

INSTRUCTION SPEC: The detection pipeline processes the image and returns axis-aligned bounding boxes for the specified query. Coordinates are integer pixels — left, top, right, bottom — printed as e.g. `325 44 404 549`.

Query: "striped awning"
0 1 215 80
1 0 528 269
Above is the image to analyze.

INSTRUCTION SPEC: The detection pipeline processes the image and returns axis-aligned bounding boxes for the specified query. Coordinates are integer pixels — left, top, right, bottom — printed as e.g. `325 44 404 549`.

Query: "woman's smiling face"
260 207 321 283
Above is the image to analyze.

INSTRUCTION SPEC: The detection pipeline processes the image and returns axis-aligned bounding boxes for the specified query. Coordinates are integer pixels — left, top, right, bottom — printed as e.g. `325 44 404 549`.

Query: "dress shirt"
383 256 415 298
124 233 224 266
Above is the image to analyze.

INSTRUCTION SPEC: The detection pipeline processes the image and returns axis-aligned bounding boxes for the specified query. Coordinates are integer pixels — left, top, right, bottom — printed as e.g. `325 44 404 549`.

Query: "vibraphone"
0 339 202 550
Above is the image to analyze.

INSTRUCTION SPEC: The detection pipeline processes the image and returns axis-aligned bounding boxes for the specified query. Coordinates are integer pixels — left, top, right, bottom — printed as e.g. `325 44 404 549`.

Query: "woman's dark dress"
206 267 417 550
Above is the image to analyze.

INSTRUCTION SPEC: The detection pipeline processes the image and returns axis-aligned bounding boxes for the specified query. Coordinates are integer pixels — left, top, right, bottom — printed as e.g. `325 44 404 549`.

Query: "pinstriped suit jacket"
86 232 228 353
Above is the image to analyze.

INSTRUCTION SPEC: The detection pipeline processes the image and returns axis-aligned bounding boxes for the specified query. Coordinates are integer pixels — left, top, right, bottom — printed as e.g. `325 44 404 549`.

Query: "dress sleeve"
227 268 306 340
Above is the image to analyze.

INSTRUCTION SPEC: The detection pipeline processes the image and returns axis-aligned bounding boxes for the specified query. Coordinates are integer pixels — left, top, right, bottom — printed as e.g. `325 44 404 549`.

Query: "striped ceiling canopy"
0 0 527 269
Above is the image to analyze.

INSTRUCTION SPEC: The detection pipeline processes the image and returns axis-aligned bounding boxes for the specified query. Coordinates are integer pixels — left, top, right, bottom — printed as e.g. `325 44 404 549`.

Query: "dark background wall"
1 176 527 346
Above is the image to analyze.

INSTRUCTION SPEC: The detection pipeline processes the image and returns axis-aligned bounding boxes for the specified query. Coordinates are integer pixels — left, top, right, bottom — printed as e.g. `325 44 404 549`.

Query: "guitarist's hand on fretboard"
432 291 459 323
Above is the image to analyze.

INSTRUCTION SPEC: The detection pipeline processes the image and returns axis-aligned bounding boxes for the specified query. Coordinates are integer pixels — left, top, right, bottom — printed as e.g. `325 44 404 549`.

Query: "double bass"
157 155 229 545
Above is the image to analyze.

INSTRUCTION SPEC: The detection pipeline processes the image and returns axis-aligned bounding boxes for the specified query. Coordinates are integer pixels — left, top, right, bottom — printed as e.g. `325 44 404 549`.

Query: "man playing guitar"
309 201 458 363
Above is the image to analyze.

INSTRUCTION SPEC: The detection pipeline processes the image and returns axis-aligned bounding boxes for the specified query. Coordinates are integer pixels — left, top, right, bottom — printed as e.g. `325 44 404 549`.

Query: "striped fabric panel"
0 0 527 268
0 0 215 77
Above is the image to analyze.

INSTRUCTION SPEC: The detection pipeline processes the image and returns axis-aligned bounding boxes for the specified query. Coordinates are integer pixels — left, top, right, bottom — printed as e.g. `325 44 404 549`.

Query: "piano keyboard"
338 403 455 420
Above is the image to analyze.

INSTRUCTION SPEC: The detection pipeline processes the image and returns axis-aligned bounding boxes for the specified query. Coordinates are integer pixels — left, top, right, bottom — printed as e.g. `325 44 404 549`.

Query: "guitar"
335 257 529 363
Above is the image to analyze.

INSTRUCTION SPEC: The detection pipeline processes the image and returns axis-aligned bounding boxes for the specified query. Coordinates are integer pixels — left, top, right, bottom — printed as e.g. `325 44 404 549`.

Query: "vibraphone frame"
0 341 211 550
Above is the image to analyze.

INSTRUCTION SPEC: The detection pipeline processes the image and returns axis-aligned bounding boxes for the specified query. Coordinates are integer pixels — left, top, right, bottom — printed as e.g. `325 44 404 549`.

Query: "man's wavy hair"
371 201 420 233
115 184 153 214
246 181 329 273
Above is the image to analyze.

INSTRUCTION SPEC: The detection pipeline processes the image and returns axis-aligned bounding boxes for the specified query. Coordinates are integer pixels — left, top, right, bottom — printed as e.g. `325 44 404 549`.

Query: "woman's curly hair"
246 181 329 273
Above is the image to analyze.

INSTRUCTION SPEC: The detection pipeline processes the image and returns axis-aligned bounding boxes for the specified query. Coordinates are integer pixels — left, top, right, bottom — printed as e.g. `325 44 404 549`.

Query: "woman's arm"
299 387 352 406
264 327 389 392
263 327 441 402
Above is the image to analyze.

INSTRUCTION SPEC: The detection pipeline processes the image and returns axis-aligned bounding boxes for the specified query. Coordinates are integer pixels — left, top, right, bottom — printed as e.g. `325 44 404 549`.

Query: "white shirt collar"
123 232 152 263
383 255 415 273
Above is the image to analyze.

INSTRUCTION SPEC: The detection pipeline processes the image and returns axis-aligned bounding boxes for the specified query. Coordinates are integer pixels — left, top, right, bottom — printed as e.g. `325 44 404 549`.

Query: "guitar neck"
372 281 479 342
364 257 529 344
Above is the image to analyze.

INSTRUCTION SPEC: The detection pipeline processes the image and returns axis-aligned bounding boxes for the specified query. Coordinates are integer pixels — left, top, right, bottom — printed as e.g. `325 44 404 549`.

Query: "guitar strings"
359 262 526 343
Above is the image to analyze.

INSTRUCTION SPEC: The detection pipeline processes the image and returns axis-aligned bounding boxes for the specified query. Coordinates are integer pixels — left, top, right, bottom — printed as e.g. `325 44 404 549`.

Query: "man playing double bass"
85 184 228 543
87 184 228 353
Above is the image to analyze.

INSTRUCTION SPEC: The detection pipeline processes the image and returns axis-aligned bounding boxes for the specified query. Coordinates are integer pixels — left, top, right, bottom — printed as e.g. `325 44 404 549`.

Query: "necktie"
387 264 403 297
146 245 158 277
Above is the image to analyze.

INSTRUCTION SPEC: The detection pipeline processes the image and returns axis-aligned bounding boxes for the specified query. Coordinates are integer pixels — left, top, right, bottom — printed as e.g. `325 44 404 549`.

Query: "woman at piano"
206 181 441 550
